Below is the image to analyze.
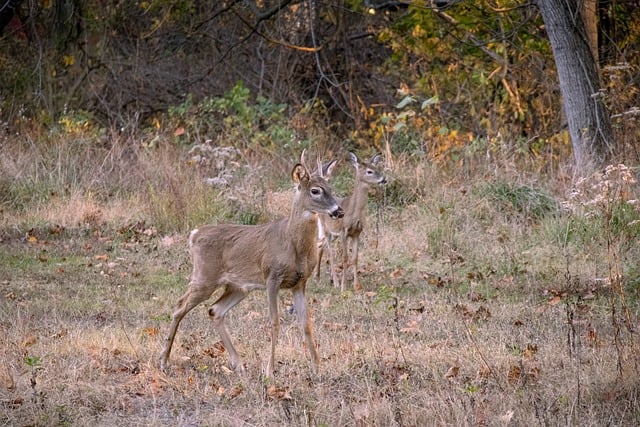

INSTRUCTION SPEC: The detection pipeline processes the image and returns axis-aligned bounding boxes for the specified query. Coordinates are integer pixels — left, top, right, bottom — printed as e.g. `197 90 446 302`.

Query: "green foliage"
427 204 458 259
24 355 41 368
476 181 558 221
0 178 49 212
168 82 295 151
381 178 420 207
373 1 560 142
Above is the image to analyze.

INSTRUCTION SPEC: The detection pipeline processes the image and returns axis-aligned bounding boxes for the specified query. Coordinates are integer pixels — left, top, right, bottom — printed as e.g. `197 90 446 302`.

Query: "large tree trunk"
581 0 599 66
537 0 615 173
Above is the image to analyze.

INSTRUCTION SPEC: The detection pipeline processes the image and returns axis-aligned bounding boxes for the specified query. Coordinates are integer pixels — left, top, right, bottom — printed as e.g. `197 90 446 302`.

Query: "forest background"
2 1 640 426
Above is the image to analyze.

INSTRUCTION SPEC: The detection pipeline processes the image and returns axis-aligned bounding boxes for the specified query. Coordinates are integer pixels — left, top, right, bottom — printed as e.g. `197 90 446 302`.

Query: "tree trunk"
537 0 615 173
581 0 599 66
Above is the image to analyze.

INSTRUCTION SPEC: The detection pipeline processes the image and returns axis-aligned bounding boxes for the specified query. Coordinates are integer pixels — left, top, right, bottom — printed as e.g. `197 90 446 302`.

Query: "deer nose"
379 177 388 185
329 206 344 219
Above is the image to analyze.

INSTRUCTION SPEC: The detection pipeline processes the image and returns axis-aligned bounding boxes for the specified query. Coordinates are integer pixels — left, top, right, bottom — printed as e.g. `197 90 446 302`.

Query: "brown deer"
159 158 344 377
316 152 386 291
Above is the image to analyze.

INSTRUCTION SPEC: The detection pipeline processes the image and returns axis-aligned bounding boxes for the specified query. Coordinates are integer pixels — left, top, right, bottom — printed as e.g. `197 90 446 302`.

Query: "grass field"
1 139 639 426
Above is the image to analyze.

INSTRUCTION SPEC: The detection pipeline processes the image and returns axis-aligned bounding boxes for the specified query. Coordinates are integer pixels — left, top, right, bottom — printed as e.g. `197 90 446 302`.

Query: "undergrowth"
1 91 639 426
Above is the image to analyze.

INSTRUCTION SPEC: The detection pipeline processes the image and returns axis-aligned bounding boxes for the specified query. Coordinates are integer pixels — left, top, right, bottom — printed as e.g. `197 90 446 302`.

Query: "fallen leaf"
323 322 347 331
142 327 159 337
8 397 23 407
548 296 562 305
267 385 292 401
523 343 538 358
22 333 37 348
507 364 521 384
229 385 243 399
445 365 459 378
478 365 492 379
473 305 492 321
203 341 226 358
408 302 426 313
423 274 445 287
389 268 403 278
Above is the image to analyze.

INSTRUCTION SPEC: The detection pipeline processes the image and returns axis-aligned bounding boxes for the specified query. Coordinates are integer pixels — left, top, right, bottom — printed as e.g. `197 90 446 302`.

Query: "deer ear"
322 159 338 179
371 153 383 166
348 152 358 168
292 164 309 184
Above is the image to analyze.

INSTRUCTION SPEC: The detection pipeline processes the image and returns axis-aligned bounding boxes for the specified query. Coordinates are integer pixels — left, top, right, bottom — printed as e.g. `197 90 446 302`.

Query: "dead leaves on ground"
267 384 293 401
453 303 492 322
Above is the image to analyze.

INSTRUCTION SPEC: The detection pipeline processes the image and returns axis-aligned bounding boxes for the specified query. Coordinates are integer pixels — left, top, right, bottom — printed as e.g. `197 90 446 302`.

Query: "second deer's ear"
292 164 309 184
321 159 338 179
348 152 359 168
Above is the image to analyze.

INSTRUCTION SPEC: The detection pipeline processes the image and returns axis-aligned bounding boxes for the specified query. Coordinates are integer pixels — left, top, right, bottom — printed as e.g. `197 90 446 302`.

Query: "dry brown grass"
1 137 639 426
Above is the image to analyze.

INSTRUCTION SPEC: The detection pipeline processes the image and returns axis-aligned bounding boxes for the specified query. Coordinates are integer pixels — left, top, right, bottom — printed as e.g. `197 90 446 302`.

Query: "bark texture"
538 0 615 172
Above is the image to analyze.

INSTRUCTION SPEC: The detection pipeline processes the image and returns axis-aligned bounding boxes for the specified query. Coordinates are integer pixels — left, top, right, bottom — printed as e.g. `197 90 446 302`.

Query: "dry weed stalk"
563 164 639 375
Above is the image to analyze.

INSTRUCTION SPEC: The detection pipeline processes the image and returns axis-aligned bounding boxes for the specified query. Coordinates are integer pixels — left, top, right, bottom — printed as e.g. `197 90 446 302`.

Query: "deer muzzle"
329 205 344 219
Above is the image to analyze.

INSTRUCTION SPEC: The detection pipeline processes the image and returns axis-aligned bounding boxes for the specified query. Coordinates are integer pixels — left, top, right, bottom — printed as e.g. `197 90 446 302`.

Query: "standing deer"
159 158 344 377
316 152 387 291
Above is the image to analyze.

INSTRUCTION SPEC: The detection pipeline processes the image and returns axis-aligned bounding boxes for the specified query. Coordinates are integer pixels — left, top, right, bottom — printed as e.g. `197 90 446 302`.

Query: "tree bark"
580 0 598 66
537 0 615 173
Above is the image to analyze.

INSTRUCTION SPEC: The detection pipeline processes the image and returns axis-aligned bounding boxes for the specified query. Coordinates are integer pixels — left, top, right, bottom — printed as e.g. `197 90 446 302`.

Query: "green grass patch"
475 180 559 221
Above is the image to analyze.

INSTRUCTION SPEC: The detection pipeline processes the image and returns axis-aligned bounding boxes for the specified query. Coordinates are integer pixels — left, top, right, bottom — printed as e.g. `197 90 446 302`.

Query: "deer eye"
310 187 322 196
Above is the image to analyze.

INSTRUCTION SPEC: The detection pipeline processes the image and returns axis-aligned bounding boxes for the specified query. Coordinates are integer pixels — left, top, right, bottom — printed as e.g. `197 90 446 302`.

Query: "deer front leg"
339 233 349 292
349 235 362 291
323 236 341 288
316 244 324 279
316 220 326 279
292 284 319 371
265 282 280 378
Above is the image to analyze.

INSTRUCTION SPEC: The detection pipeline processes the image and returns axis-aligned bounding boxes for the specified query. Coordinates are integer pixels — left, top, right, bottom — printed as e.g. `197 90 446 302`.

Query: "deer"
159 156 344 378
316 152 387 292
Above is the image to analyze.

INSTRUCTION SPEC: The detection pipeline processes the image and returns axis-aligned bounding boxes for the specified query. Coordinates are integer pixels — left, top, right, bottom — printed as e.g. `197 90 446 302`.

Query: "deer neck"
346 179 371 220
287 199 319 256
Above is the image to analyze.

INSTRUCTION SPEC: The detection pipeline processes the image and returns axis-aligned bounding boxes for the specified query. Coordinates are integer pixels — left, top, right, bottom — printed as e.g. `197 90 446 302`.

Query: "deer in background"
316 152 387 291
159 156 344 378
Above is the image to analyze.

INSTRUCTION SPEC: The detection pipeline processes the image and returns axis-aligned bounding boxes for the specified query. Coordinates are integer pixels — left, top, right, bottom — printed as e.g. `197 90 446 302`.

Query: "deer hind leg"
159 284 213 370
208 286 248 372
292 284 319 371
